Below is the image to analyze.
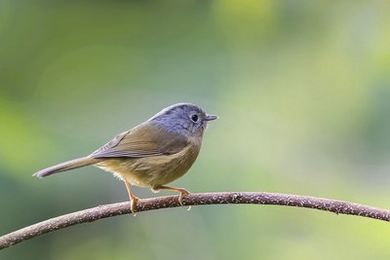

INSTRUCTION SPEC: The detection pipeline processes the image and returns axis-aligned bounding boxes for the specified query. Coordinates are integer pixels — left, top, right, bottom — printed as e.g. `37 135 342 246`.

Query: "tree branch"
1 191 389 250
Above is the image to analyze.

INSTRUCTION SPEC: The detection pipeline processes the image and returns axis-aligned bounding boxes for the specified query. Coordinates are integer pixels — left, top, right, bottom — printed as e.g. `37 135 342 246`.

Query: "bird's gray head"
148 103 218 137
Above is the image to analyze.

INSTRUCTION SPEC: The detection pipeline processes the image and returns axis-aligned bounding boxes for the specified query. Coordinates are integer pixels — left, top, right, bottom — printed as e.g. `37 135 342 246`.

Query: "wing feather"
90 122 188 159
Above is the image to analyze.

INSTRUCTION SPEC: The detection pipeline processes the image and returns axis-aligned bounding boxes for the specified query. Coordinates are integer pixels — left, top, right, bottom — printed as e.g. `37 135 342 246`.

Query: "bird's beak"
205 114 218 121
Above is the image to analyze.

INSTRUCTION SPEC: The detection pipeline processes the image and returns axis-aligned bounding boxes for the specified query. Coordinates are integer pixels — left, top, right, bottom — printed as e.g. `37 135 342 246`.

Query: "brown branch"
1 192 389 250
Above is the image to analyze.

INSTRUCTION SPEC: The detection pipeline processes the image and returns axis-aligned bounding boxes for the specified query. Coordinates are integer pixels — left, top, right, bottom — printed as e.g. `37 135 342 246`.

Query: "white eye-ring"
190 114 199 123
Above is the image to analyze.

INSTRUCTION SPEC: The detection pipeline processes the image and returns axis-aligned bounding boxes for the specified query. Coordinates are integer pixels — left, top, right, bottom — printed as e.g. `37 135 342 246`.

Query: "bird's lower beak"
205 114 218 121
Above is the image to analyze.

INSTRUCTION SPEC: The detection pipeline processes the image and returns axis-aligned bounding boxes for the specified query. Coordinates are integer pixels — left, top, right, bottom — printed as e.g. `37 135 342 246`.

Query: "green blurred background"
1 0 390 259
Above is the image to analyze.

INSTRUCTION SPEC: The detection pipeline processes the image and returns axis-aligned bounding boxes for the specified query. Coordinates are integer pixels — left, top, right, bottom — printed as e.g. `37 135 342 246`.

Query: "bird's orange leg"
152 185 190 206
123 181 139 214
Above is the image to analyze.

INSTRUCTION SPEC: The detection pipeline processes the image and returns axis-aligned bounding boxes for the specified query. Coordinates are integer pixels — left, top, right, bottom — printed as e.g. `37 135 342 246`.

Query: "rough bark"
1 192 389 250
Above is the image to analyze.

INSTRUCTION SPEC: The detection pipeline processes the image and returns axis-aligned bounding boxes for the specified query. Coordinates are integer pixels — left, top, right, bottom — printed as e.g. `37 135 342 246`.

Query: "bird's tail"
33 156 100 178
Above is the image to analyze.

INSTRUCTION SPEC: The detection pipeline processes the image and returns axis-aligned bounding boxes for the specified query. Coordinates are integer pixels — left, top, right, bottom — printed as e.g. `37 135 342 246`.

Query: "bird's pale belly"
96 144 200 188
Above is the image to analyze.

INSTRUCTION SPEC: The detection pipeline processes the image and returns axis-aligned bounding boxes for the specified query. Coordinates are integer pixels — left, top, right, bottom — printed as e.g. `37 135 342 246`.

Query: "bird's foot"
130 196 140 216
152 185 191 210
177 188 190 207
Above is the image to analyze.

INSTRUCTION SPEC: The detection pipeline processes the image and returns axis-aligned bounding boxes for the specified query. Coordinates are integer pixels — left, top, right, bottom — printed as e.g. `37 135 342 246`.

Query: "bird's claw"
130 197 139 216
178 190 190 206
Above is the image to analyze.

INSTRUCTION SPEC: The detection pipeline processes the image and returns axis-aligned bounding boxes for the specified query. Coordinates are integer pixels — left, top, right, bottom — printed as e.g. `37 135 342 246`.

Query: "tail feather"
33 156 99 178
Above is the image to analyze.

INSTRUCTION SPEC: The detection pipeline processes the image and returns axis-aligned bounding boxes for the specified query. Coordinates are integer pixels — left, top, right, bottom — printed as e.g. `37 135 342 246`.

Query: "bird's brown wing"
90 122 189 158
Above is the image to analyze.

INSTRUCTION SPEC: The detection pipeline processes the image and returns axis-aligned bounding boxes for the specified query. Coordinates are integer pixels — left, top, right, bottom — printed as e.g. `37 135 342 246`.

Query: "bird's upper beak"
205 114 218 121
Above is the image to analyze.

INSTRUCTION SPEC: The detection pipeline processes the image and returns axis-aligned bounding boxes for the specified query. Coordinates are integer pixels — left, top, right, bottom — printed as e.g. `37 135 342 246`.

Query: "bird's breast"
96 141 201 188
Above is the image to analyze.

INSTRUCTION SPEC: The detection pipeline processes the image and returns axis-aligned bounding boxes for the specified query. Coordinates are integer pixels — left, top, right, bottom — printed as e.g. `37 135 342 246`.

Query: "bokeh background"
1 0 390 259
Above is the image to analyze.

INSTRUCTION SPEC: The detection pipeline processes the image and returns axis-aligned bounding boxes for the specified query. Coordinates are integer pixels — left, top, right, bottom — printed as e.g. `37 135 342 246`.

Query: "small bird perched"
34 103 217 212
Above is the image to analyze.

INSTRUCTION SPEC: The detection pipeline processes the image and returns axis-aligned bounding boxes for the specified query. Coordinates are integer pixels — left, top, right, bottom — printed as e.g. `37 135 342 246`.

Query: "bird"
34 103 218 213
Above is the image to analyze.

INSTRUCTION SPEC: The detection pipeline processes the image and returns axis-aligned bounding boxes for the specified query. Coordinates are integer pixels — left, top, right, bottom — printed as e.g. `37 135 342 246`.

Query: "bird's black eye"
191 114 199 123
